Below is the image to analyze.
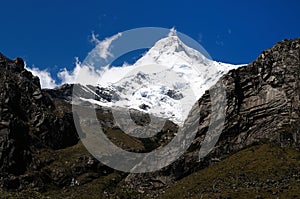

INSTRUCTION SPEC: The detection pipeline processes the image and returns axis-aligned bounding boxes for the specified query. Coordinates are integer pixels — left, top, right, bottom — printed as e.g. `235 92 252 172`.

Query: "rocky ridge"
0 38 299 198
124 38 300 194
0 53 78 189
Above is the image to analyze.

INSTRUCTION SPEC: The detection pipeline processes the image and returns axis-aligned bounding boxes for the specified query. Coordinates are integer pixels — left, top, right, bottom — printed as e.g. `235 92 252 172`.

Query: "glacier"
78 31 243 125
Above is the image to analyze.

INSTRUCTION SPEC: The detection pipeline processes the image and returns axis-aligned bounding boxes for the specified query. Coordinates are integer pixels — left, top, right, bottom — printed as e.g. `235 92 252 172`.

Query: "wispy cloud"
55 32 123 86
228 28 232 35
25 65 58 88
216 34 224 46
216 40 224 46
197 33 203 43
91 32 122 60
57 58 104 86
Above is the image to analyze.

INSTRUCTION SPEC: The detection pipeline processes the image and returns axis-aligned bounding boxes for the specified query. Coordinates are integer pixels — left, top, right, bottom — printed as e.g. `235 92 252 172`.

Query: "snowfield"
79 31 242 125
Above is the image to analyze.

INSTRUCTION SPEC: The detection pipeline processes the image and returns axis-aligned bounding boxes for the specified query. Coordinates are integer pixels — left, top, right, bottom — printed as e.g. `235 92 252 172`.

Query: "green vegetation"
159 144 300 199
2 143 300 198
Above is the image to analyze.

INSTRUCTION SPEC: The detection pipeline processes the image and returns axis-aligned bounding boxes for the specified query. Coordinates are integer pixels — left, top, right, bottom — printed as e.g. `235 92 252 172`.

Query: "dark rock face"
95 87 120 102
0 53 78 184
44 84 74 102
0 38 300 196
165 89 183 100
215 39 300 151
44 84 120 104
139 103 150 110
124 39 300 192
0 118 30 175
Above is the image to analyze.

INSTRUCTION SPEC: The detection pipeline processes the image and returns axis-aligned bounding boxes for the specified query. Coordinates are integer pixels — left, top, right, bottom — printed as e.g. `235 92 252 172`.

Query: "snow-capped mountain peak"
168 27 177 37
134 31 208 67
79 29 242 125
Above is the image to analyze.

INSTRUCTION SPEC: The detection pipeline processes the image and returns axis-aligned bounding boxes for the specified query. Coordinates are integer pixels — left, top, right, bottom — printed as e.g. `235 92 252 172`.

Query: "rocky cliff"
124 38 300 193
0 53 78 189
0 38 299 198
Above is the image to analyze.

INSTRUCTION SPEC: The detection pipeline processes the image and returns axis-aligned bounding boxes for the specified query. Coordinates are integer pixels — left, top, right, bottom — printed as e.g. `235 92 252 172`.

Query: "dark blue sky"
1 0 300 77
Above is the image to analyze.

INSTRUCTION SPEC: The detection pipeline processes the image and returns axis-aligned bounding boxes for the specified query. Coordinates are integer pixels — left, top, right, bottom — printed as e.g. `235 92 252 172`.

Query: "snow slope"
80 31 242 125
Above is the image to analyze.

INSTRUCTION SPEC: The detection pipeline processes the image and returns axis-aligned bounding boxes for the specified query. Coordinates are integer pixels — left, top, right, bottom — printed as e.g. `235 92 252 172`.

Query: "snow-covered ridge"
79 31 242 125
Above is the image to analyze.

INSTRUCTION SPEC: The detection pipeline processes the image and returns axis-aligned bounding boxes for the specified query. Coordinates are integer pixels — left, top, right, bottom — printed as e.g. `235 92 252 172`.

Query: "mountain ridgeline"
0 38 299 198
125 38 300 193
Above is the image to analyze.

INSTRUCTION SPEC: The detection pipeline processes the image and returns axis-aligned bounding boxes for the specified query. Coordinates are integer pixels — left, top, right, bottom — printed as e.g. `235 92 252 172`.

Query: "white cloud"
90 32 100 44
24 32 123 88
228 28 232 35
91 32 122 60
57 32 123 86
25 65 58 89
57 58 103 86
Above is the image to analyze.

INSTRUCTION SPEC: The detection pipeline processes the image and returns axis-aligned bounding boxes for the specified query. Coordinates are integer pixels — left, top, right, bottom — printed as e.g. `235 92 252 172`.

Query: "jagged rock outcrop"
0 38 299 197
214 38 300 151
124 39 300 192
44 83 120 103
0 53 79 188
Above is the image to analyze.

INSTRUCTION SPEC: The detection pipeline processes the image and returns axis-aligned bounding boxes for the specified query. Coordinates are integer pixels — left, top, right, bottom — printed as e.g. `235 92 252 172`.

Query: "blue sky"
1 0 300 86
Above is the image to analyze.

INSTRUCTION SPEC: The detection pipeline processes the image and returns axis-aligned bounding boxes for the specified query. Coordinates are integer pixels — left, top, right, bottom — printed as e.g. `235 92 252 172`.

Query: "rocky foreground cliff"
0 38 300 198
125 38 300 197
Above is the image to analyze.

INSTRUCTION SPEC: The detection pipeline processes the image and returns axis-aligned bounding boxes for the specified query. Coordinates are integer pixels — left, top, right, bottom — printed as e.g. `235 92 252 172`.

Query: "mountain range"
0 34 300 198
72 32 241 125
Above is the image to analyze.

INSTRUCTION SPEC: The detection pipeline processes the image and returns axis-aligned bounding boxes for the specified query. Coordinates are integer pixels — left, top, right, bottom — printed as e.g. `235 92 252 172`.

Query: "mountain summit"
134 32 208 67
1 37 300 198
80 32 240 124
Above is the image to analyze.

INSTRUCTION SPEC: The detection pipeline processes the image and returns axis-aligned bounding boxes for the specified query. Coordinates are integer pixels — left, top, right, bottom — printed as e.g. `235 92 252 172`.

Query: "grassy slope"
0 140 128 199
159 144 300 199
1 143 300 198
